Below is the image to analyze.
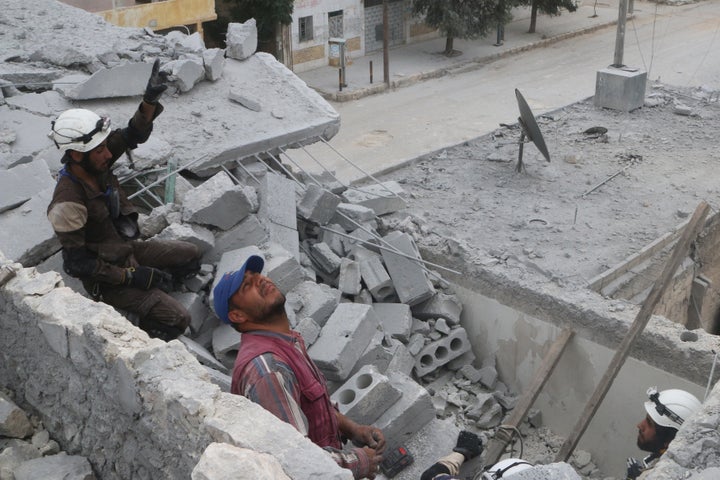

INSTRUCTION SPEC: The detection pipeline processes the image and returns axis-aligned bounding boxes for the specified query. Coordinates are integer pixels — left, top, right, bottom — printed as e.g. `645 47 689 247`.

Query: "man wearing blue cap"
213 255 386 479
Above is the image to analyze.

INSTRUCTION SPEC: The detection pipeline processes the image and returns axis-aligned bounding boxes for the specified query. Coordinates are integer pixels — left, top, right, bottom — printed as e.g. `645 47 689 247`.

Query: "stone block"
0 391 33 438
351 246 395 302
166 30 206 52
13 453 95 480
594 66 647 112
168 58 206 92
411 293 463 326
297 184 341 225
258 173 298 259
341 181 406 216
182 171 258 230
204 215 268 264
131 136 173 171
331 365 402 425
308 303 380 382
373 372 435 446
203 48 225 81
226 19 258 61
372 303 412 343
338 258 361 296
414 327 472 378
192 443 291 480
380 231 435 306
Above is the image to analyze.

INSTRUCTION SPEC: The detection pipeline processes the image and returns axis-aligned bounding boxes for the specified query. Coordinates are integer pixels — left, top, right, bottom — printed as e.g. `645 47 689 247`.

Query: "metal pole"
339 69 343 92
613 0 629 67
370 61 373 84
383 0 390 86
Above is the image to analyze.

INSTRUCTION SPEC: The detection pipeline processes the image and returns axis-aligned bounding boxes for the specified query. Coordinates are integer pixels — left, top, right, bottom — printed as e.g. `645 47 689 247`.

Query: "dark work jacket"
232 330 343 449
46 103 163 286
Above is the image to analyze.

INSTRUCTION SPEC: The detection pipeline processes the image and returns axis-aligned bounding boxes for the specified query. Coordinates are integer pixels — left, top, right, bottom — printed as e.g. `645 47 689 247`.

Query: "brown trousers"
96 239 200 340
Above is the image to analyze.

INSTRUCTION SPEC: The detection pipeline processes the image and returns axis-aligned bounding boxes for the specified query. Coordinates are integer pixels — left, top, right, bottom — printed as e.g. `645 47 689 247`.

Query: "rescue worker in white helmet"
626 386 701 479
46 59 201 341
480 458 533 479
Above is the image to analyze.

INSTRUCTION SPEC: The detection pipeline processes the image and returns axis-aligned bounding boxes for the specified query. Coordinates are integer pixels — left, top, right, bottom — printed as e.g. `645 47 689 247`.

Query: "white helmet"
644 387 701 429
50 109 111 152
481 458 533 479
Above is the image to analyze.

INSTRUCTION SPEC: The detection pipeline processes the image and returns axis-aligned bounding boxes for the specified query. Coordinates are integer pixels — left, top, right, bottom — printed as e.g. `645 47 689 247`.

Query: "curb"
313 17 623 103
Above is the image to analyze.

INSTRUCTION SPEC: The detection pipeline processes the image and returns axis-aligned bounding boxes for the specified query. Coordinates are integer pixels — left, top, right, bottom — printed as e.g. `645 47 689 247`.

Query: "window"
299 16 313 42
328 10 343 38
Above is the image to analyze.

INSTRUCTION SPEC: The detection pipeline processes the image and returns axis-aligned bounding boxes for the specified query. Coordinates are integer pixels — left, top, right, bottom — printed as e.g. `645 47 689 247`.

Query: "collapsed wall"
0 256 351 479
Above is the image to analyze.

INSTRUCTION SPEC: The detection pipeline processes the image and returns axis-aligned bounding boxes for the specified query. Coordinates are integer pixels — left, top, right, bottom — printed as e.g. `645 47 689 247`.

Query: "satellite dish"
515 89 551 172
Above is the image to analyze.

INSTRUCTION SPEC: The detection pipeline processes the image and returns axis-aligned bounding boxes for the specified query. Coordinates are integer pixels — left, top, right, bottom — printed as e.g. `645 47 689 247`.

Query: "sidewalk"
297 1 625 102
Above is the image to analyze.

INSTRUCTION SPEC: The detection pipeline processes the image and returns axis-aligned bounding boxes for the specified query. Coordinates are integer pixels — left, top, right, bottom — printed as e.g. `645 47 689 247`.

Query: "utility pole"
383 0 390 86
612 0 629 66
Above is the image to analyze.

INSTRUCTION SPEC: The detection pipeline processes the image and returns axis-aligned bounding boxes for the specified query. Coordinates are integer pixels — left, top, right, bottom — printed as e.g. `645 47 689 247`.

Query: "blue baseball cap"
213 255 265 324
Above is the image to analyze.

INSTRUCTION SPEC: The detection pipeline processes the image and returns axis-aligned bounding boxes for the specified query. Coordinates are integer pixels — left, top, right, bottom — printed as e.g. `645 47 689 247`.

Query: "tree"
412 0 512 57
521 0 578 34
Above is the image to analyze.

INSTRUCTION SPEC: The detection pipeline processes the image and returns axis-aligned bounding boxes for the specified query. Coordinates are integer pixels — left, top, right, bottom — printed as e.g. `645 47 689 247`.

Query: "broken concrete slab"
0 107 57 169
130 136 173 171
203 215 268 264
411 292 463 326
286 280 340 328
62 62 152 100
4 90 70 116
0 159 55 214
153 223 215 254
373 302 413 343
264 243 307 295
341 181 406 216
202 48 225 82
297 184 342 226
0 187 59 266
166 58 205 93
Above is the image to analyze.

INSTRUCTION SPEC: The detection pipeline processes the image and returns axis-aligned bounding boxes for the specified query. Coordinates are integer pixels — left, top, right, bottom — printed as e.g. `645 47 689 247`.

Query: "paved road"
291 0 720 184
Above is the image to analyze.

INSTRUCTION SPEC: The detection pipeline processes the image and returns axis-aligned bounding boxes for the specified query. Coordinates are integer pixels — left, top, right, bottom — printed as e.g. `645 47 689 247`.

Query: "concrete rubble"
1 1 719 480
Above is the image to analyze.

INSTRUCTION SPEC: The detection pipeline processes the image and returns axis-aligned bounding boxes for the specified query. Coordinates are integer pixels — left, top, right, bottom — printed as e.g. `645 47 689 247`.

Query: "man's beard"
637 435 666 453
80 152 106 175
256 293 287 324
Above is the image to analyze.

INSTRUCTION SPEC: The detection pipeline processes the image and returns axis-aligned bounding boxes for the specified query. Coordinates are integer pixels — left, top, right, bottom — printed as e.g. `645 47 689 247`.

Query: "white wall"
455 284 705 477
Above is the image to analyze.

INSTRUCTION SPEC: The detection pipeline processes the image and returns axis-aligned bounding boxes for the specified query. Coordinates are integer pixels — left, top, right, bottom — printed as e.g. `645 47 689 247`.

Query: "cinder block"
351 247 395 302
212 323 242 370
286 280 340 327
386 340 415 377
155 223 215 254
258 173 299 259
338 258 361 296
372 303 412 343
411 293 463 325
341 181 406 216
594 66 647 112
297 184 342 225
182 171 258 230
321 224 347 257
331 203 377 231
307 304 380 382
373 372 435 445
309 242 342 275
344 226 381 253
331 365 401 425
355 289 373 305
264 243 306 295
380 231 435 306
414 327 472 377
203 215 268 264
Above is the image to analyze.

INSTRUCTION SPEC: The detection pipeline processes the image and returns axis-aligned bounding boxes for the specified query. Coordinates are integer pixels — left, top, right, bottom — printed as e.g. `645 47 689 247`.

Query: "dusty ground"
380 83 720 293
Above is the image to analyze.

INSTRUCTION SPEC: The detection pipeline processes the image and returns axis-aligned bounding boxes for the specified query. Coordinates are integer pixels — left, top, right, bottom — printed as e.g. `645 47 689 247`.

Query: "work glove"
626 457 644 480
453 430 482 461
123 266 173 292
143 58 168 104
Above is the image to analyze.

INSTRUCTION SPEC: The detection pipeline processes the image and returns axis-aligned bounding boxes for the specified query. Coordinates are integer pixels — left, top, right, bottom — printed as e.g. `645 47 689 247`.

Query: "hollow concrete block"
331 203 377 231
380 231 435 306
372 303 412 343
182 171 258 230
341 181 406 216
338 258 361 296
414 327 471 378
310 241 342 275
286 280 340 328
308 303 380 382
373 372 434 445
297 183 342 226
331 365 401 425
351 246 395 302
411 293 463 326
